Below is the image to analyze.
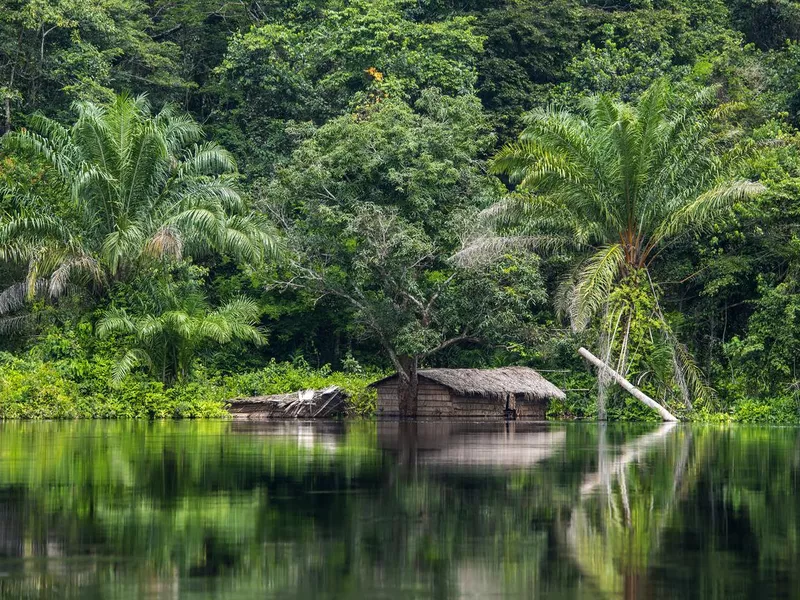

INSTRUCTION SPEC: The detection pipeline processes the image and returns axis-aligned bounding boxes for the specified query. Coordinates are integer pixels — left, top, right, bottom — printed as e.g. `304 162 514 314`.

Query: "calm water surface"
0 420 796 599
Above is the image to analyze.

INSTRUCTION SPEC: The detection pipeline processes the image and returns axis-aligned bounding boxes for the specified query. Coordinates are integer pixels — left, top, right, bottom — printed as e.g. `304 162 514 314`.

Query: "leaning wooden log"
227 386 347 419
578 347 679 422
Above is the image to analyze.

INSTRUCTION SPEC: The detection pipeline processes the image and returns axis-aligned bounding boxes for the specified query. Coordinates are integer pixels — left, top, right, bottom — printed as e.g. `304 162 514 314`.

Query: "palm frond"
96 308 137 338
220 214 283 264
121 124 168 215
172 177 244 213
0 313 38 335
48 254 103 299
572 244 625 331
144 226 183 260
0 282 33 314
111 348 153 385
180 142 237 177
452 234 575 268
670 337 715 409
216 296 262 322
653 180 765 245
101 224 146 276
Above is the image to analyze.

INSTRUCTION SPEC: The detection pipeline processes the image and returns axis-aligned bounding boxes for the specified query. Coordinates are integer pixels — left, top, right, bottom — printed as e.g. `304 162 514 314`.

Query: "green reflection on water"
0 420 797 599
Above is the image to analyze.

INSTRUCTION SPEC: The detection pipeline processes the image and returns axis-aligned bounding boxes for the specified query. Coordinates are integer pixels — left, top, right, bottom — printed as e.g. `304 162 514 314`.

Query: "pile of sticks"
227 386 347 419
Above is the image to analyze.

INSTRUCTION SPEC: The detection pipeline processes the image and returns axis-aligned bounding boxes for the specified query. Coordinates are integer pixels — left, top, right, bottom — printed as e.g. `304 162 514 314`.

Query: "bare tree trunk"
579 347 679 422
397 355 419 418
2 97 9 135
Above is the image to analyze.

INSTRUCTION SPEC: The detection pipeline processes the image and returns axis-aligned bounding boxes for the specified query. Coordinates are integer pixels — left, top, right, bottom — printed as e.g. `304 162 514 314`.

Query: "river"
0 420 794 599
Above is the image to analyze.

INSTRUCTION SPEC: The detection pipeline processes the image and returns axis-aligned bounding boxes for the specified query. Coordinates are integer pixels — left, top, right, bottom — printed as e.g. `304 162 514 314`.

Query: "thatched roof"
372 367 565 401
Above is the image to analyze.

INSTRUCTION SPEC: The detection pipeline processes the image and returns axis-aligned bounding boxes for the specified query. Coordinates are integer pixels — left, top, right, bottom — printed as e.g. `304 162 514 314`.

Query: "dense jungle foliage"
2 0 800 420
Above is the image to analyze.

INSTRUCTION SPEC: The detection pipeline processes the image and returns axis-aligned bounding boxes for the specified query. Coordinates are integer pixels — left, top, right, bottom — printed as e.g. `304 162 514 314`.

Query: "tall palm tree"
0 94 279 315
97 289 265 384
468 80 764 407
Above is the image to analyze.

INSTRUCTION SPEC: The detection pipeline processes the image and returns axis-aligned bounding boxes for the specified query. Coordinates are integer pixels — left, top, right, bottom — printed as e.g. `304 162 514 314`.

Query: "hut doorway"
504 393 517 420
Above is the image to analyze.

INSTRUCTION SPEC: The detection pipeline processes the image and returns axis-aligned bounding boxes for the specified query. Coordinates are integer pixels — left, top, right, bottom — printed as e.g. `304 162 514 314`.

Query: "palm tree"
468 80 764 407
97 289 265 384
0 94 279 316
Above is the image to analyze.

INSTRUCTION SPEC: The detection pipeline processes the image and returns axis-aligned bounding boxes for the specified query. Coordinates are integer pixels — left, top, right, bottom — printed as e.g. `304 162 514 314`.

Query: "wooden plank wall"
450 394 506 417
515 397 548 419
417 382 454 416
375 380 550 419
376 382 400 416
376 381 453 416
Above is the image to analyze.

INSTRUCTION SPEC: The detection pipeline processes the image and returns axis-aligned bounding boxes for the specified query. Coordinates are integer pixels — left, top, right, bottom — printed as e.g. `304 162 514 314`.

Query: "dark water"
0 421 797 599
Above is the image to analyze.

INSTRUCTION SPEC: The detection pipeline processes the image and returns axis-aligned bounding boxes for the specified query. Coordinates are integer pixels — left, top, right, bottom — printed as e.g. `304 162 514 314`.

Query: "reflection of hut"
372 367 565 419
378 421 566 468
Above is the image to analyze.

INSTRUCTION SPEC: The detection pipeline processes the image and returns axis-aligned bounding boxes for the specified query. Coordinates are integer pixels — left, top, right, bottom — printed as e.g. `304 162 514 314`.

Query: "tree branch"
424 332 479 357
152 24 183 40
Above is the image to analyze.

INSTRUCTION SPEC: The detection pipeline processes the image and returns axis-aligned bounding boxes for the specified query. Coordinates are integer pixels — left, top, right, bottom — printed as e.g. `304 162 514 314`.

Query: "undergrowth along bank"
0 352 379 420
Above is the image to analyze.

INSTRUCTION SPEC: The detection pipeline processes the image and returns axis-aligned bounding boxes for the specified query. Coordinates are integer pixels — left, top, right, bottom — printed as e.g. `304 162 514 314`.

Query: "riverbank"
0 352 379 419
2 343 798 423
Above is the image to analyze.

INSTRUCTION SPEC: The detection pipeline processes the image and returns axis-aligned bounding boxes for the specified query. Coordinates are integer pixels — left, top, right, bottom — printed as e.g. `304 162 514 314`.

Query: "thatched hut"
372 367 565 419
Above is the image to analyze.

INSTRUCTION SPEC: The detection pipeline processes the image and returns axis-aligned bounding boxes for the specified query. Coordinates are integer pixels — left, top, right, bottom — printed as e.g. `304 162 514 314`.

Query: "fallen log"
578 347 679 422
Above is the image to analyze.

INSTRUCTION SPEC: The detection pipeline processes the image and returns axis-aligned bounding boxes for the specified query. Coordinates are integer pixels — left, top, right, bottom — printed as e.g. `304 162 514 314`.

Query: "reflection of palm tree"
566 424 693 599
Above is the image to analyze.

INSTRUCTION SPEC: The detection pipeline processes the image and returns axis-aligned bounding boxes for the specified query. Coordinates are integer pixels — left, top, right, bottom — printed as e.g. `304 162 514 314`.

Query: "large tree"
0 0 187 131
267 91 546 416
467 80 764 409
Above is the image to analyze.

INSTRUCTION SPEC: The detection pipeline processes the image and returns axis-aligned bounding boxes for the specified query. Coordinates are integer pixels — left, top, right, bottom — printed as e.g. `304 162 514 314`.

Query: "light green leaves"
98 291 265 384
0 94 281 313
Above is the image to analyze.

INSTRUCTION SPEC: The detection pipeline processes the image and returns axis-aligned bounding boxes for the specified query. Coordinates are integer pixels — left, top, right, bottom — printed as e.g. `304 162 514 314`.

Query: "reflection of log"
578 347 678 422
580 422 677 496
227 386 347 419
567 422 688 599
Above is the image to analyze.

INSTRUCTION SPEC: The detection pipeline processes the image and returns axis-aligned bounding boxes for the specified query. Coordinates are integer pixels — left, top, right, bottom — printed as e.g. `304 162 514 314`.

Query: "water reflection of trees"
0 421 798 598
565 425 800 599
566 423 688 598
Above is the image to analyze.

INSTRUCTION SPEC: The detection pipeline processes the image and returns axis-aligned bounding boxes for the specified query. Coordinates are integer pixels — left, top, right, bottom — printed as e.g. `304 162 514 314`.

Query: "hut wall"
376 382 400 416
377 381 454 416
416 381 454 416
423 393 549 419
450 394 506 417
514 396 548 419
376 379 550 419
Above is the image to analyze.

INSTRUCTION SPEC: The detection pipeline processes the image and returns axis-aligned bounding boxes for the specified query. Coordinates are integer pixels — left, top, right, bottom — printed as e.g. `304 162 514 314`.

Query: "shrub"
733 397 800 424
0 338 379 419
0 358 82 419
0 352 228 420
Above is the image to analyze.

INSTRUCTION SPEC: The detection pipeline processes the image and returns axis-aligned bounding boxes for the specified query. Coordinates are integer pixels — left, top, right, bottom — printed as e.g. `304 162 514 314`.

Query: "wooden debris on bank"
227 386 347 419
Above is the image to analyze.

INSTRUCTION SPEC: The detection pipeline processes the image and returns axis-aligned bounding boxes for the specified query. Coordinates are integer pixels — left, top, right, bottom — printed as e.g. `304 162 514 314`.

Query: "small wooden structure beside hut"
227 386 347 419
372 367 565 419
